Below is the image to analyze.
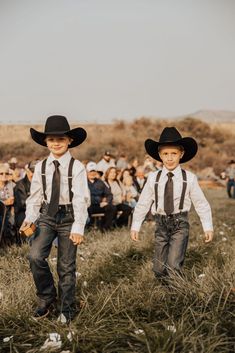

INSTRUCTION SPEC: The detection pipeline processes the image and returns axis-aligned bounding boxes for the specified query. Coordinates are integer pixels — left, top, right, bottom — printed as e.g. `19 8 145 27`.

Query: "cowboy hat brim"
30 127 87 148
145 137 198 163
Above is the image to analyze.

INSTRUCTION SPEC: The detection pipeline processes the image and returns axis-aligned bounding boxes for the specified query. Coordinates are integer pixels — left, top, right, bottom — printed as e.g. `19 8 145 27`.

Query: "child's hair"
104 167 118 183
158 144 184 152
119 168 131 182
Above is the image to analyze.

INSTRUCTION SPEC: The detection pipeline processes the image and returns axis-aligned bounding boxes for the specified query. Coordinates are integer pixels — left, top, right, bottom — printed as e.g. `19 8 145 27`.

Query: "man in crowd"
133 166 147 197
96 151 115 175
116 153 128 171
8 157 24 182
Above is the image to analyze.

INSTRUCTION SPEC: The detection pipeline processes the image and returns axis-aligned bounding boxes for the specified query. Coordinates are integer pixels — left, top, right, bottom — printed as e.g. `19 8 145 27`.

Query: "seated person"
133 166 147 197
104 167 132 227
86 162 116 231
122 175 138 208
14 160 39 232
8 157 24 182
118 168 131 183
0 163 16 244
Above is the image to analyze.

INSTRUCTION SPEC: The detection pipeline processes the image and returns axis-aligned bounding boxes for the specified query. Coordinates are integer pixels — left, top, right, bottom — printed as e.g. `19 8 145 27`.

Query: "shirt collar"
162 165 181 177
47 150 72 169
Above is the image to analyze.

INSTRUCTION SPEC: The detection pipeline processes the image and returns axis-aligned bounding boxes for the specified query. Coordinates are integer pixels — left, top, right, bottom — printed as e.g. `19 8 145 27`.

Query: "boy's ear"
69 138 74 145
180 150 185 158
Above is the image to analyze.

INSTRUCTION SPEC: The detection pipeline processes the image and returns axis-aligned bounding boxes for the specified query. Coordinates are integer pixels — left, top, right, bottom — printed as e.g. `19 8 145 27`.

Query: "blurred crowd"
0 152 162 245
0 152 234 246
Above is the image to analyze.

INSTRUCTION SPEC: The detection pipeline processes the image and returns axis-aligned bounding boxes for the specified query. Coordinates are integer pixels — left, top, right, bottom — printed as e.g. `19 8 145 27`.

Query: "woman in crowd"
104 167 132 227
118 168 131 183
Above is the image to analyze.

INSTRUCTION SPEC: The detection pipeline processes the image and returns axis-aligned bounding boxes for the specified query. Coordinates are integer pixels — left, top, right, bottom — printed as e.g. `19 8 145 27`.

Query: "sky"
0 0 235 124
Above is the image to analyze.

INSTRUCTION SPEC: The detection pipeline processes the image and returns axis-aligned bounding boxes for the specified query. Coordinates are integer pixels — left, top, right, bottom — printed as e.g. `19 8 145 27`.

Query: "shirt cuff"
71 223 85 236
201 221 213 232
131 220 143 232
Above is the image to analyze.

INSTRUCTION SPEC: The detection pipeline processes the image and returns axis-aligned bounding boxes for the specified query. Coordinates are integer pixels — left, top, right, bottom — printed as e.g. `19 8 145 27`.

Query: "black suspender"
68 157 75 203
41 157 75 203
41 159 47 201
179 169 187 211
154 170 162 212
154 169 187 212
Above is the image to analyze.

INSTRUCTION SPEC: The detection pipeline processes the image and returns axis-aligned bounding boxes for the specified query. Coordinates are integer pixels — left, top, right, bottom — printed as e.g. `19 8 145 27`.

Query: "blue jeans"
28 204 77 318
153 212 189 277
227 179 235 198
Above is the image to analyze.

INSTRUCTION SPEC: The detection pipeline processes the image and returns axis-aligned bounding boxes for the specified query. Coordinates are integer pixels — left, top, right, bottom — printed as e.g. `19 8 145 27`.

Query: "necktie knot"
167 172 174 179
53 160 60 169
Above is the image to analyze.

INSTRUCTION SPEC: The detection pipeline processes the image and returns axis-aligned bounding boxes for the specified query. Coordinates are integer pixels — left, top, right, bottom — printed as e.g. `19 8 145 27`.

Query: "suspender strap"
41 158 47 201
154 170 162 212
179 169 187 210
41 157 75 203
68 157 75 203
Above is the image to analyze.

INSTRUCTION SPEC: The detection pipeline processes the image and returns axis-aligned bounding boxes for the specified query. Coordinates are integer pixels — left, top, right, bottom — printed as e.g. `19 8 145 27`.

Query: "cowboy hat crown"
145 127 198 163
30 115 87 148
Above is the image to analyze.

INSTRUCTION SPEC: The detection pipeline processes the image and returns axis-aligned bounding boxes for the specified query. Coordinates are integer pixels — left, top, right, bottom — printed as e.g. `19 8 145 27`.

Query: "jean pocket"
60 212 74 224
177 218 189 230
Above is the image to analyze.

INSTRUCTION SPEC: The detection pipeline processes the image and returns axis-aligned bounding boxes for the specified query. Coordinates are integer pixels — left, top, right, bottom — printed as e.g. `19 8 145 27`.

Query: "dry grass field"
0 188 234 353
0 118 235 176
210 122 235 135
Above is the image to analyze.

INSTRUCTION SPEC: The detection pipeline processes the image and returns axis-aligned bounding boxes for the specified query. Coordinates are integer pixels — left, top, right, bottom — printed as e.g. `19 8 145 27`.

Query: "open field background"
0 118 235 175
0 188 234 353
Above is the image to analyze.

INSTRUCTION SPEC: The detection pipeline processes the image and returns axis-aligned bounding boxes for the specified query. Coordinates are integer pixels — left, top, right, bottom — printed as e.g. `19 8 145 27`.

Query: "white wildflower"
134 329 144 335
3 336 13 343
198 273 206 278
167 325 176 333
40 333 62 351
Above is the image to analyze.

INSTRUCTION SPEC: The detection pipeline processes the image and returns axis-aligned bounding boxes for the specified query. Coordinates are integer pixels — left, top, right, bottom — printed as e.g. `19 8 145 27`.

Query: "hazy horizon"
1 0 235 124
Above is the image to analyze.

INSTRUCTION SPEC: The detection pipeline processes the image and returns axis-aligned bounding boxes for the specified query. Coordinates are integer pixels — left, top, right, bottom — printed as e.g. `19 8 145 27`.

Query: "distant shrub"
0 118 234 175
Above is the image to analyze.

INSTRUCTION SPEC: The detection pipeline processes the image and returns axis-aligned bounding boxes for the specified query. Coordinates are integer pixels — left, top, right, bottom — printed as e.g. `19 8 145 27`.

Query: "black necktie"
164 172 174 215
48 160 60 217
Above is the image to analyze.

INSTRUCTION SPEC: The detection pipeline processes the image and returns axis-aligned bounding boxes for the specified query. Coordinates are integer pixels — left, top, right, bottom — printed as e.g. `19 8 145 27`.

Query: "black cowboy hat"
145 127 198 163
30 115 87 148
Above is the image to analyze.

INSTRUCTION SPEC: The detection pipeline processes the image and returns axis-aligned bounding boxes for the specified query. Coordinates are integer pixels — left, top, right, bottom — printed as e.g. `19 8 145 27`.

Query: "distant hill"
190 110 235 123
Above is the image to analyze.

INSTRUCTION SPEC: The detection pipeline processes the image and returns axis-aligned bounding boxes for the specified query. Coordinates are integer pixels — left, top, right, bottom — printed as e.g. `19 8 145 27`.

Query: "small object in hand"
20 223 36 237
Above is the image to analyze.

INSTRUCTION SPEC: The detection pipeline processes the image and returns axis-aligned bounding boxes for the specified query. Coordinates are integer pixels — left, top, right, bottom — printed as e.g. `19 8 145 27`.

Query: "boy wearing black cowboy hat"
130 127 213 278
20 115 90 323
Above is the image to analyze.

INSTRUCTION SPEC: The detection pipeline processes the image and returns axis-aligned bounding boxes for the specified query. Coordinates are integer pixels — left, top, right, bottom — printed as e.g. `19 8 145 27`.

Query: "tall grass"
0 189 235 352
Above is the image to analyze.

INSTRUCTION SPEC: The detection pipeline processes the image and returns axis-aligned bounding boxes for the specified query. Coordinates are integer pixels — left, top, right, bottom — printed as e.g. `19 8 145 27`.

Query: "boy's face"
158 145 184 171
45 135 73 158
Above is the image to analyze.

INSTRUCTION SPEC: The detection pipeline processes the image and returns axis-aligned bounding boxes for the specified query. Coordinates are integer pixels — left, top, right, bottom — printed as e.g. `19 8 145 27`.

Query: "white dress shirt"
25 151 90 235
131 165 213 232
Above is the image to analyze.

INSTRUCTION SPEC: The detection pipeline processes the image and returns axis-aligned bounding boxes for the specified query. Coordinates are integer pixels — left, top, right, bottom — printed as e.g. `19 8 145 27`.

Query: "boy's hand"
69 233 84 245
204 231 213 243
19 221 32 232
19 221 36 237
4 197 14 206
130 230 139 242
